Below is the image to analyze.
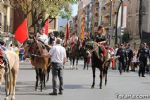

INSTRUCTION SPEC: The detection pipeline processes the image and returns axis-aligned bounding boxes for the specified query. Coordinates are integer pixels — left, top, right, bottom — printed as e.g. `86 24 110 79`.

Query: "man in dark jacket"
116 44 127 74
126 44 133 72
137 43 149 77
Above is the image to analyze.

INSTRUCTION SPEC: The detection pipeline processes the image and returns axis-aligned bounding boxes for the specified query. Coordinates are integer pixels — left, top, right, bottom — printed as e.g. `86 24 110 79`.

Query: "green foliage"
10 0 77 19
9 0 77 31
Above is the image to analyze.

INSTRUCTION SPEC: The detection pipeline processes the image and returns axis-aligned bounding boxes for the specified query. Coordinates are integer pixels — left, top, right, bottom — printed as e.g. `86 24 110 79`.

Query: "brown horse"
0 50 19 100
69 40 81 69
85 41 114 89
24 37 51 92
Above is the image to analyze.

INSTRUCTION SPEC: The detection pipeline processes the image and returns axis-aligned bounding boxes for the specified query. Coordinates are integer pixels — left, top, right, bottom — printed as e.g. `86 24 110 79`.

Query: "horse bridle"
27 39 49 58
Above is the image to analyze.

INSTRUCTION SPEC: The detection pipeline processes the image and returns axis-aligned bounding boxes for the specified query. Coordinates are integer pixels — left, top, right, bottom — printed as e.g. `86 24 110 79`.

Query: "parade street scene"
0 0 150 100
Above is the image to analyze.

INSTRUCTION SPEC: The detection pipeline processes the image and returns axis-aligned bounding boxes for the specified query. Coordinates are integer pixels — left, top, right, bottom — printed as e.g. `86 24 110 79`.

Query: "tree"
9 0 77 33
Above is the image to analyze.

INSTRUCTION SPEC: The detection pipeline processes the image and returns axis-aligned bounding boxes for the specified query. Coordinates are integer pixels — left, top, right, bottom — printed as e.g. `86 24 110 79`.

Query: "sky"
72 4 78 17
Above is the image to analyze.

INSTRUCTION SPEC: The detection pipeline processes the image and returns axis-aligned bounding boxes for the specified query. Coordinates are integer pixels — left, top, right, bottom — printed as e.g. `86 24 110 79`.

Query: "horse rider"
48 32 56 46
69 32 78 50
49 38 67 95
116 44 127 74
37 32 49 45
125 44 133 72
94 25 107 61
137 43 149 77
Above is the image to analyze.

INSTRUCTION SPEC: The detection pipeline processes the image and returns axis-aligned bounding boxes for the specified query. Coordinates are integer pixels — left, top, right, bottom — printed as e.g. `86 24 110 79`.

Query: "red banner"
15 19 28 43
44 19 49 35
65 23 69 43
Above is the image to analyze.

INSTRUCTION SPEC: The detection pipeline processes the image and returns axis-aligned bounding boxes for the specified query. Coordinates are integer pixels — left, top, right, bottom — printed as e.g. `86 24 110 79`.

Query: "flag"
44 19 49 35
65 23 69 43
15 19 28 43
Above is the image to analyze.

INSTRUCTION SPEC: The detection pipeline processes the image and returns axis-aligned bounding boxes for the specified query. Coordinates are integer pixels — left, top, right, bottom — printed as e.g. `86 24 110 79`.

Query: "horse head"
22 39 35 58
23 36 49 59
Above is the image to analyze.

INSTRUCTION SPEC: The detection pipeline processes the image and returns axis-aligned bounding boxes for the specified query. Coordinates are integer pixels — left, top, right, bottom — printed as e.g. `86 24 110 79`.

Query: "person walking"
126 44 133 72
49 38 67 95
137 43 149 77
116 44 127 74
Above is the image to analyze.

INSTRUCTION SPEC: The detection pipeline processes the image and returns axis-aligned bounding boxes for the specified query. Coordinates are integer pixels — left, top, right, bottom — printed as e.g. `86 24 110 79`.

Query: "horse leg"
73 57 75 69
87 63 89 70
46 65 51 82
5 73 10 100
11 69 18 100
39 69 43 92
35 69 39 91
70 58 73 70
76 57 79 70
83 58 86 70
104 69 108 86
100 69 103 89
91 67 96 88
43 71 46 88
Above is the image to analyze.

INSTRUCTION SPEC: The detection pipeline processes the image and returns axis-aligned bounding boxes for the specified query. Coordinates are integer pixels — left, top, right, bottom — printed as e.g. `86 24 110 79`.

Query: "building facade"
84 2 92 33
126 0 140 47
91 0 99 33
0 0 14 34
72 15 78 34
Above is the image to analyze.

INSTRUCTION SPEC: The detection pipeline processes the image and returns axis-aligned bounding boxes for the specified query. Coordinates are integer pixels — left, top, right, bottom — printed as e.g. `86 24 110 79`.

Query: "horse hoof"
99 87 102 89
91 86 94 89
4 96 9 100
11 96 15 100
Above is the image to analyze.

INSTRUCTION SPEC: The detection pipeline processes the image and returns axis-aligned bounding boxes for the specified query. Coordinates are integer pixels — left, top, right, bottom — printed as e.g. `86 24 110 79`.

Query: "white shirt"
49 44 66 64
38 34 49 45
70 35 78 44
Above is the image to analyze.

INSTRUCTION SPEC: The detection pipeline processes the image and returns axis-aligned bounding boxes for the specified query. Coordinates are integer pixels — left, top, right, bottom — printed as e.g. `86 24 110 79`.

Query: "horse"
80 46 91 70
23 37 51 92
0 50 19 100
69 40 81 70
85 41 114 89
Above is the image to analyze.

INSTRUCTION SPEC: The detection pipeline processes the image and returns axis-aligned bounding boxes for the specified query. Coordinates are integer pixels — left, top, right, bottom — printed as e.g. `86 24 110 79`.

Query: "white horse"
0 50 19 100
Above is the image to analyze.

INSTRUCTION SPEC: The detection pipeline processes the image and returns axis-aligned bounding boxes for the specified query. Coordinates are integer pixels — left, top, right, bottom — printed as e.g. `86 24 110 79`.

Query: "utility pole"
109 0 113 45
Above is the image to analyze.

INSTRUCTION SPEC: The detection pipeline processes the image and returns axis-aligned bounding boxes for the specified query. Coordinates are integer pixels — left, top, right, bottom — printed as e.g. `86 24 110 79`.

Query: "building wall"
0 1 14 33
92 0 99 32
142 0 150 33
126 0 140 47
73 15 78 34
85 2 92 33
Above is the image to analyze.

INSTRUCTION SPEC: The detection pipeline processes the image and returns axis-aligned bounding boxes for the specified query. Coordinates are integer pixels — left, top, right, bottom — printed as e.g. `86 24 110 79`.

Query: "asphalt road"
1 60 150 100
